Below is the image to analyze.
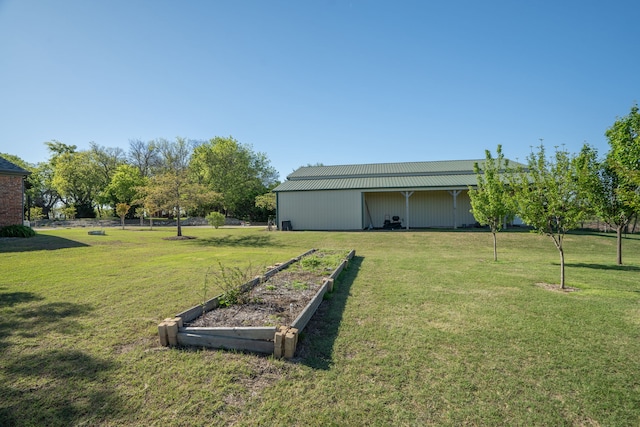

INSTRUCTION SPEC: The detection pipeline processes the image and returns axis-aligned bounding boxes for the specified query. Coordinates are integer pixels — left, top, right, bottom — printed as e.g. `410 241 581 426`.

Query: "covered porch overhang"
362 187 474 230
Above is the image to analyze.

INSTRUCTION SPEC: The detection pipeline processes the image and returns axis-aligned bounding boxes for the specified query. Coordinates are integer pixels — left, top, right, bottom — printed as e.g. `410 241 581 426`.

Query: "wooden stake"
166 321 178 346
274 326 288 358
158 322 169 346
284 328 298 359
325 278 334 292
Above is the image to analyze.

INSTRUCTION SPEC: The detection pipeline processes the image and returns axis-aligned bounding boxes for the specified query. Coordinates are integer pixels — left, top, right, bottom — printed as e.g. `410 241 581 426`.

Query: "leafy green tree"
510 145 588 289
468 145 514 261
90 142 126 186
105 164 146 207
601 105 640 263
29 161 61 219
255 192 276 211
45 140 77 157
190 136 278 218
50 147 102 218
574 144 635 265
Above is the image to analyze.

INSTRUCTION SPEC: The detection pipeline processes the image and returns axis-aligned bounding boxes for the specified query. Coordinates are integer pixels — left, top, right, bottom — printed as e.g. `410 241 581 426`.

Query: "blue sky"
1 0 638 180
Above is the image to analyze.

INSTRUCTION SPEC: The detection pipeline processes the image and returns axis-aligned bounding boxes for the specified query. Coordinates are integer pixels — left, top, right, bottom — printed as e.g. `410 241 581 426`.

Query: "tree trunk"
616 225 623 265
492 231 498 261
559 245 565 289
177 215 182 237
121 216 125 230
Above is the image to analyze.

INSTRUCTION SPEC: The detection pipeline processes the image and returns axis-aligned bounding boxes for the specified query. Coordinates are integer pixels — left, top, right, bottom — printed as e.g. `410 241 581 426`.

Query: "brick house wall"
0 174 25 227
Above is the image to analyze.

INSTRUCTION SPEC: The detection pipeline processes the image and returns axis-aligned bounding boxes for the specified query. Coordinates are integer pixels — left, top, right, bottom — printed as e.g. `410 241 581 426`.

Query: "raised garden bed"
158 248 355 358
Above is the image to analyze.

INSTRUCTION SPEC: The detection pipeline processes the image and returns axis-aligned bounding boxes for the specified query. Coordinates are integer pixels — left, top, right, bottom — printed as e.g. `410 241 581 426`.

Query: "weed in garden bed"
290 280 308 290
208 261 262 308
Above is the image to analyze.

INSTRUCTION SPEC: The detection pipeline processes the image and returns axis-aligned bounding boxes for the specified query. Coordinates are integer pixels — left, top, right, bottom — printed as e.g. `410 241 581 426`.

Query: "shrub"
0 225 36 238
206 212 226 229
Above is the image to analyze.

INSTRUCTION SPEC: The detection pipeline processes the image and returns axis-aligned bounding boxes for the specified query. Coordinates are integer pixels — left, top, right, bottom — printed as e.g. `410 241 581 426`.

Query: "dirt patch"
535 282 580 292
187 250 348 328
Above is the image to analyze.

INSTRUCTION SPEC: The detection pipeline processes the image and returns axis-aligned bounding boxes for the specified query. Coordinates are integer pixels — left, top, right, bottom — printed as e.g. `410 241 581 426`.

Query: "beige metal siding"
410 191 475 227
278 190 363 230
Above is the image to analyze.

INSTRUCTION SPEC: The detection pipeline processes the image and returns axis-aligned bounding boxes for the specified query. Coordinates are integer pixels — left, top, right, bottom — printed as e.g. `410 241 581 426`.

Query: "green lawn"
1 227 639 426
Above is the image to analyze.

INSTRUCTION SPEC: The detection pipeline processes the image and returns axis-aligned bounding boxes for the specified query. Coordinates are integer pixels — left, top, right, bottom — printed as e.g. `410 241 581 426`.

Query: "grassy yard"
1 226 639 426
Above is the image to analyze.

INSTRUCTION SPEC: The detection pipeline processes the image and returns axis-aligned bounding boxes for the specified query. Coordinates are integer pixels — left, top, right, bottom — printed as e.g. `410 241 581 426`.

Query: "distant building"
0 156 31 227
273 159 511 231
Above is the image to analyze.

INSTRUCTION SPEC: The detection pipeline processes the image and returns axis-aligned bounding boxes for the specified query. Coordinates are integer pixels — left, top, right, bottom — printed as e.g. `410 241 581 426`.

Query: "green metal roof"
274 174 480 192
274 159 515 192
286 159 484 180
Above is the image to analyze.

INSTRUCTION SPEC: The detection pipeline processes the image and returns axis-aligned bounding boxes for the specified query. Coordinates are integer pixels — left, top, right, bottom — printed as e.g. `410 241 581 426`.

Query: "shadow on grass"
0 293 122 426
0 290 43 308
191 233 277 248
0 234 89 253
294 255 362 370
565 262 640 272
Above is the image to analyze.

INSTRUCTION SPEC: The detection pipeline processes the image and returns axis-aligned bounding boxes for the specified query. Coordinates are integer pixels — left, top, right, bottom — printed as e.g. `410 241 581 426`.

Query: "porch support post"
401 191 414 230
449 190 461 229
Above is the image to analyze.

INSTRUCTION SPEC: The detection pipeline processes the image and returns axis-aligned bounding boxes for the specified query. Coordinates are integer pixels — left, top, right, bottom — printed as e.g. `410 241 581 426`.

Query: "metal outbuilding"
273 160 496 231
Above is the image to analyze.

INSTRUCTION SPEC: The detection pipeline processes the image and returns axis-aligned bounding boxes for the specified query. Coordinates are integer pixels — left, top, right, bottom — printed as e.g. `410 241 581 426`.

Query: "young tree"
138 138 220 237
134 207 146 226
143 137 213 237
510 145 588 289
575 144 635 265
468 145 513 261
116 203 130 230
139 171 217 236
603 104 640 263
134 193 160 230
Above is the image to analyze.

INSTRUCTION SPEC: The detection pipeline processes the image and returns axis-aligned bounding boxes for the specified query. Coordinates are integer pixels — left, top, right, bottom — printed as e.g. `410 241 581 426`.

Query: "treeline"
4 136 279 225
